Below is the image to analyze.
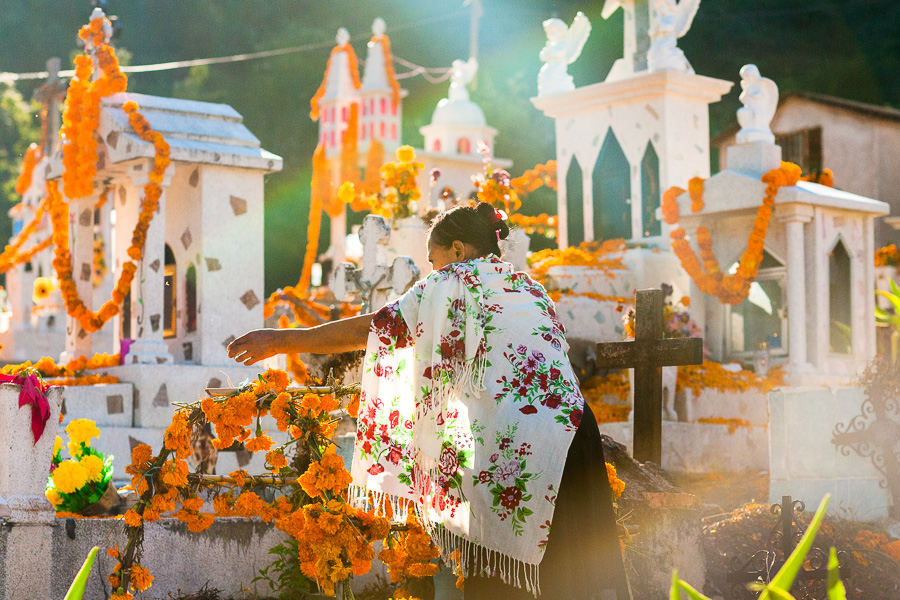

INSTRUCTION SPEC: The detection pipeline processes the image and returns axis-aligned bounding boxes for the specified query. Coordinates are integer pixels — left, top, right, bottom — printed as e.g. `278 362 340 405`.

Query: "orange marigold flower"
130 564 154 591
266 450 288 471
130 443 153 465
123 509 142 527
244 434 273 453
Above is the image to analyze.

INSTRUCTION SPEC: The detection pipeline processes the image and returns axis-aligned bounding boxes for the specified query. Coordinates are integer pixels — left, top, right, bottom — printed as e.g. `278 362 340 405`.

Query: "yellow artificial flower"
80 454 105 482
52 460 89 494
46 488 63 507
66 418 101 449
338 181 356 204
396 145 415 163
53 435 62 456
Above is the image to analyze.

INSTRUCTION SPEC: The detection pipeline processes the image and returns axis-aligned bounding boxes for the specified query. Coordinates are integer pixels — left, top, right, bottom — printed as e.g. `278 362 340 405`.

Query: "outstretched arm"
227 313 375 366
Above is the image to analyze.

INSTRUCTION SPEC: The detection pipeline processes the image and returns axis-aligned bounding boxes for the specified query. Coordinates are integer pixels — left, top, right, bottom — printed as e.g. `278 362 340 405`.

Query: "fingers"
227 331 265 365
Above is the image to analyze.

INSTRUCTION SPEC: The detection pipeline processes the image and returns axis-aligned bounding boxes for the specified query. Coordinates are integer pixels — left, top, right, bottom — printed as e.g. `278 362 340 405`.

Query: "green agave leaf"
827 547 847 600
891 278 900 297
669 571 711 600
64 546 98 600
762 494 831 599
876 289 900 316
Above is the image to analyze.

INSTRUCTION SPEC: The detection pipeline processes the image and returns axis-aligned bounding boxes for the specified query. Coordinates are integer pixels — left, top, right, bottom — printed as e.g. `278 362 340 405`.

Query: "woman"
228 203 630 599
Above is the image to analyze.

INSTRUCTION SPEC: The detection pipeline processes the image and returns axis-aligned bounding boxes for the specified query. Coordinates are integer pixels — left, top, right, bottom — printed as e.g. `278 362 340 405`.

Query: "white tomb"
674 67 889 383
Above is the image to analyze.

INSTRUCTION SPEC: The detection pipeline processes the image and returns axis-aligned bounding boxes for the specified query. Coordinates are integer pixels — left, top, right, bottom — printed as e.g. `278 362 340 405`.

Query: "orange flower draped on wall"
14 144 43 195
662 161 802 305
309 43 362 121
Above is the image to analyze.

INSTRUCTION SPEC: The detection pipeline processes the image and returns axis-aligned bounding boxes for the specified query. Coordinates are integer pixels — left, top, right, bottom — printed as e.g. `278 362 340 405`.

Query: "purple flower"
430 167 442 181
496 460 522 486
490 453 500 463
531 351 545 363
491 169 511 187
516 344 528 355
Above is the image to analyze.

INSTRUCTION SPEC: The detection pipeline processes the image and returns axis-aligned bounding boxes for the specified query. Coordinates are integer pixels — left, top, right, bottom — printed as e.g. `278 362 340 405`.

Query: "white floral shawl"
349 256 585 592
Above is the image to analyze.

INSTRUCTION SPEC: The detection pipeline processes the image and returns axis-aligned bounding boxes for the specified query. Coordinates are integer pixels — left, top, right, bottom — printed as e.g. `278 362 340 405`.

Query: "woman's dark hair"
427 202 510 257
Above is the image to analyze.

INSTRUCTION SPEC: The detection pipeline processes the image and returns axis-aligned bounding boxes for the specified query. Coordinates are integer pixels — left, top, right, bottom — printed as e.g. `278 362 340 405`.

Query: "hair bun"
476 202 511 241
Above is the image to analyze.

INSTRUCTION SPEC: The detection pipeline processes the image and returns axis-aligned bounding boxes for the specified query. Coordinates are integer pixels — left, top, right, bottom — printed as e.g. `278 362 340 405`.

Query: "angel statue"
448 57 478 103
647 0 701 73
537 11 592 97
736 64 779 144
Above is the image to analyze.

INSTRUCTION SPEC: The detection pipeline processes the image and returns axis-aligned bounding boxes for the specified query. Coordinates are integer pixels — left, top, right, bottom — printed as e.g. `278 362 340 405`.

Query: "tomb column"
61 196 97 362
125 165 173 364
777 204 814 371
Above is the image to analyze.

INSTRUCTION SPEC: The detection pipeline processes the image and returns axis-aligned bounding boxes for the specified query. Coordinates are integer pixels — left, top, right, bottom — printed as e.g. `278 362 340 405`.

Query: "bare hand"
227 329 284 366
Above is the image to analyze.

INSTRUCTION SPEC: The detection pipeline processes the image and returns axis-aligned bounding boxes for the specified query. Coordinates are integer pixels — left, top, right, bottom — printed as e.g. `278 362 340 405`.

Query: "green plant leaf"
676 579 711 600
827 547 847 600
891 278 900 298
761 494 830 599
876 289 900 317
64 546 98 600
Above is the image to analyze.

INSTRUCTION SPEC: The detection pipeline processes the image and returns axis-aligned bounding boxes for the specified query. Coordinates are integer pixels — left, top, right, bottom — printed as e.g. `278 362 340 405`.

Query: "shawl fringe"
347 481 542 598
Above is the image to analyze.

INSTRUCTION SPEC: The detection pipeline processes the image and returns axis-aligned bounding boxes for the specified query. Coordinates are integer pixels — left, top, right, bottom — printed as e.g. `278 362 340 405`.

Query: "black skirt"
465 404 632 599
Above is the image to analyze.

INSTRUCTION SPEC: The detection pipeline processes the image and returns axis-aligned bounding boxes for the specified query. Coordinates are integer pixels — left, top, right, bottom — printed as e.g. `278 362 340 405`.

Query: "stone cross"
595 288 703 463
332 215 420 312
601 0 652 76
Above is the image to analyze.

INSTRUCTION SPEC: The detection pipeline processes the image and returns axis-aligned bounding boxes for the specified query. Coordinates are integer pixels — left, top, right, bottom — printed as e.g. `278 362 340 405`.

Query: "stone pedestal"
387 216 429 275
724 141 781 178
0 383 64 523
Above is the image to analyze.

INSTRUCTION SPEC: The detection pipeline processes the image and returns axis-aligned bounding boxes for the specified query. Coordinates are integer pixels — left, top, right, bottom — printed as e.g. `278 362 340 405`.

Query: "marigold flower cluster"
528 239 627 285
298 448 354 499
800 168 834 187
338 146 425 219
475 168 521 216
510 160 557 196
875 244 900 267
46 419 113 513
2 351 120 379
379 512 440 586
112 370 385 597
676 361 786 399
696 417 754 434
605 462 625 499
508 213 557 239
49 18 170 332
664 162 802 305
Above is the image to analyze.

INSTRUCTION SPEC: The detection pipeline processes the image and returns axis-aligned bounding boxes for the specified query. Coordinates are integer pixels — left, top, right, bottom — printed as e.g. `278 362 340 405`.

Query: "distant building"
712 92 900 247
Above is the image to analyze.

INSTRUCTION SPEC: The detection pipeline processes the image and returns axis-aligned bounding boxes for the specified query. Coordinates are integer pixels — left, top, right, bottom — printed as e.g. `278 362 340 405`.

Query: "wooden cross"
33 57 67 156
595 288 703 464
332 214 420 312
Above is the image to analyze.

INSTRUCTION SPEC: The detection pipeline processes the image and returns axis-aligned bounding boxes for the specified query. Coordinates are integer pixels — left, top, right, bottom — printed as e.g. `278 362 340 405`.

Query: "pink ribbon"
0 373 51 444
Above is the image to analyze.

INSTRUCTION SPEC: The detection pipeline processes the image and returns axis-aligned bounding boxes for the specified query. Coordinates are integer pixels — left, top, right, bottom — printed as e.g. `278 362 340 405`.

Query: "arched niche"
565 156 584 247
727 250 788 358
829 238 852 354
164 244 176 339
641 142 661 237
592 129 631 241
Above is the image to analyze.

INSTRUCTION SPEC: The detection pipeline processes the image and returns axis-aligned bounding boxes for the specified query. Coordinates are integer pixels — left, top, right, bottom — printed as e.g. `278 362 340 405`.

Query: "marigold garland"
662 161 802 305
310 42 362 121
1 352 120 378
49 15 171 333
528 239 627 286
110 369 438 598
371 34 402 112
14 143 43 195
508 213 557 239
0 197 53 274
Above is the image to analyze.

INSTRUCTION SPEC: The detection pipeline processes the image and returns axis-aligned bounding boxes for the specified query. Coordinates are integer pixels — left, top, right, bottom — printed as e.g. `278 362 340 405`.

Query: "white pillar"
777 204 814 375
61 197 97 362
125 167 173 365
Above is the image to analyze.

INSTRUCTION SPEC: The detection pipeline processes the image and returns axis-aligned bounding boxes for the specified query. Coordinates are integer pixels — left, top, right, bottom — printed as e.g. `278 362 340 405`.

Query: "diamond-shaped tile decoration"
79 209 92 227
149 259 160 273
106 130 119 150
128 436 145 452
181 228 192 250
240 290 260 310
189 167 200 187
222 335 235 348
230 195 248 216
153 383 169 407
77 328 88 339
207 377 222 389
182 342 193 361
205 257 222 272
118 185 127 205
80 262 92 281
60 399 67 416
106 395 124 414
150 314 161 332
156 356 168 364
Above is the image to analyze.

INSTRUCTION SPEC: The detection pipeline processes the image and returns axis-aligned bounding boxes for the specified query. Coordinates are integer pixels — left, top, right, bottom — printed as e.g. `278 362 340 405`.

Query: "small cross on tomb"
332 214 421 312
595 288 703 464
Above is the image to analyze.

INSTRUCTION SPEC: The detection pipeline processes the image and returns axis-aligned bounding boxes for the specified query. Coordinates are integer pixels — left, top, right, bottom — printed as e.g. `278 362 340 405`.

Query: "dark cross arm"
595 337 704 370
